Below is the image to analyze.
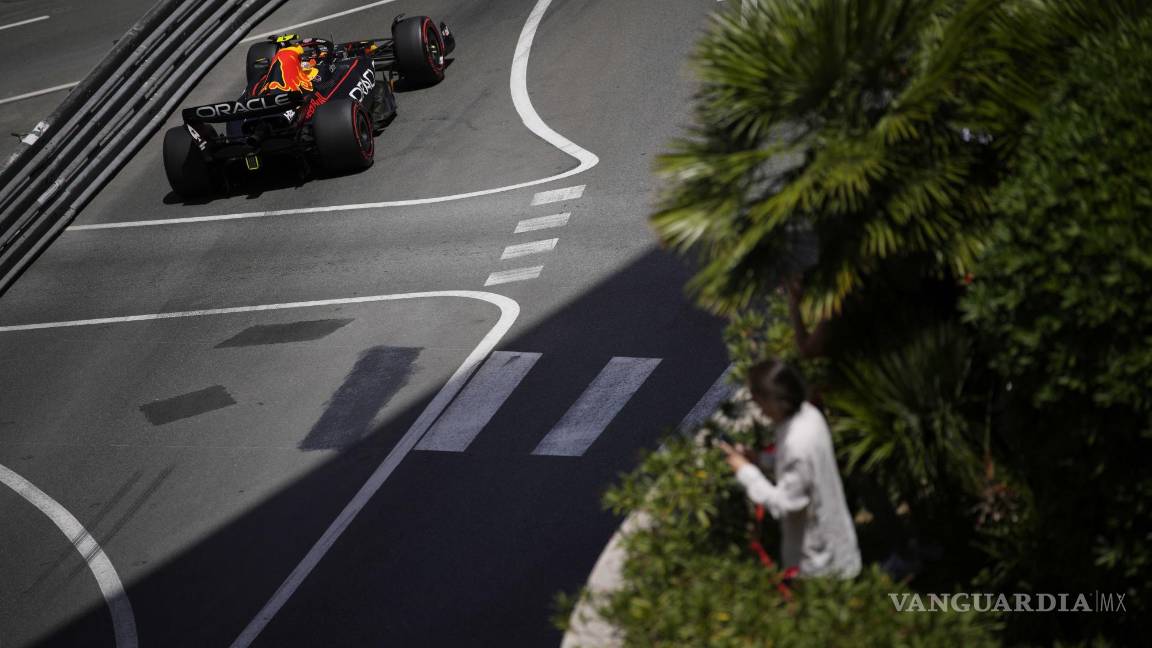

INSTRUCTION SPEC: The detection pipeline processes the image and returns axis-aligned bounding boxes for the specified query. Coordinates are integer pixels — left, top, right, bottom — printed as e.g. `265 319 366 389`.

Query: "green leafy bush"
961 13 1152 644
585 435 999 646
829 322 982 503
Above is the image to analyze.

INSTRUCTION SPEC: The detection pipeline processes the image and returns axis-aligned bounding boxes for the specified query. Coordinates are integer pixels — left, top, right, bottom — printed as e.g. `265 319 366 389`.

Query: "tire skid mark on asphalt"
67 0 601 231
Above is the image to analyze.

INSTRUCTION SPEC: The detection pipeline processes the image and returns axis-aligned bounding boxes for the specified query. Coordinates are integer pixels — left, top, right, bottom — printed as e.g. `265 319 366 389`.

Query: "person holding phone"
718 359 861 578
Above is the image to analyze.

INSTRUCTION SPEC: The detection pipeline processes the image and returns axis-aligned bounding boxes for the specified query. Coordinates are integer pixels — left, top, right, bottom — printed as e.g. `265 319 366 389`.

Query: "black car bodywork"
164 14 455 198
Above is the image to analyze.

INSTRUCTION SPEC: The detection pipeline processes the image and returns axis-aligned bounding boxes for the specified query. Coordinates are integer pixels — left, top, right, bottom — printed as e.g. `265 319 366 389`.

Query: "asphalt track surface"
0 1 731 646
0 0 160 162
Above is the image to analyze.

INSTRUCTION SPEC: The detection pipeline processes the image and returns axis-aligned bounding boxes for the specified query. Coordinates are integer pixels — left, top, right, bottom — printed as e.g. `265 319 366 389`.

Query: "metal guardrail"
0 0 287 297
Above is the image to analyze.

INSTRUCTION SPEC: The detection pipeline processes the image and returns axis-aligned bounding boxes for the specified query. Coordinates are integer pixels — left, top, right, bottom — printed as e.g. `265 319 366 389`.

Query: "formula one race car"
163 14 455 198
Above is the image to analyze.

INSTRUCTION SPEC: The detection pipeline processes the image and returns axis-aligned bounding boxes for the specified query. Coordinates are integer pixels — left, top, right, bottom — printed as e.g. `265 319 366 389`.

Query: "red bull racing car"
163 14 455 198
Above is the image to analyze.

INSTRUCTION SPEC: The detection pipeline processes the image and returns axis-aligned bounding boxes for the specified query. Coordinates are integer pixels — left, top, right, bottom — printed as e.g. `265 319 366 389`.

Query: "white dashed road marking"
531 185 585 206
501 238 558 260
484 266 544 286
416 351 542 452
514 212 569 233
532 357 662 457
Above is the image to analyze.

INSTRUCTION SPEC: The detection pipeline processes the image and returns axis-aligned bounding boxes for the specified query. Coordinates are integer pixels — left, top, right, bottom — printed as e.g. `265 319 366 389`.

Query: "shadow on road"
29 248 727 648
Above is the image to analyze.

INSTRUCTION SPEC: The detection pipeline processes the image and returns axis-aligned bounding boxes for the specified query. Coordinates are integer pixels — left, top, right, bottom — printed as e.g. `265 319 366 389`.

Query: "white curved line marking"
0 462 138 648
231 291 517 648
0 290 521 648
67 0 599 231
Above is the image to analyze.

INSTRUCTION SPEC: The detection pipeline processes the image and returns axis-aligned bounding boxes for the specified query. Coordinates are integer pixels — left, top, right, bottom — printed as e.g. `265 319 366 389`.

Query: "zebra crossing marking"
416 351 542 452
532 357 662 457
678 363 736 433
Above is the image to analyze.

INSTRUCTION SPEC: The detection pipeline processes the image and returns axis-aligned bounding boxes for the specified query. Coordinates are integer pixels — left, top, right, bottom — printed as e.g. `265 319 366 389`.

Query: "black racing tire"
392 15 446 86
311 100 374 173
163 127 214 199
246 42 279 92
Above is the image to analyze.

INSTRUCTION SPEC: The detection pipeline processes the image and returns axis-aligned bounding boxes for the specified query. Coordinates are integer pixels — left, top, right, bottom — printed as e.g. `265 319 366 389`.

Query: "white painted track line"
32 291 523 647
484 266 543 286
416 351 541 452
533 357 662 457
0 15 49 31
0 291 493 332
678 364 736 433
0 462 138 648
514 212 569 233
0 81 78 106
531 185 585 206
0 290 520 648
501 237 558 260
242 0 401 43
66 0 600 232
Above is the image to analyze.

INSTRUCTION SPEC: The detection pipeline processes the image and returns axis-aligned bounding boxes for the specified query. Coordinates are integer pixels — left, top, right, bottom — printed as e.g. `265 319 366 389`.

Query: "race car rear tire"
246 42 278 92
163 127 214 199
312 100 374 173
392 15 446 86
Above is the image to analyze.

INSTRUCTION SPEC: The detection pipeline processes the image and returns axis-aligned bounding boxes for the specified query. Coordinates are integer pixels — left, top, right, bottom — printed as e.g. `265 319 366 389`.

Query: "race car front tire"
163 127 215 199
393 15 446 86
312 100 374 173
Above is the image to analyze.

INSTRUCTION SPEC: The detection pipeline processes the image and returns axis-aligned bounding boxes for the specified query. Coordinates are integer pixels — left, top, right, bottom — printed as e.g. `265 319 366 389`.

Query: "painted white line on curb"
0 81 78 106
0 15 49 31
514 212 569 233
484 266 543 286
533 357 662 457
501 237 558 260
67 0 600 231
416 351 542 452
0 462 138 648
678 364 736 433
241 0 401 43
227 290 519 648
531 185 584 206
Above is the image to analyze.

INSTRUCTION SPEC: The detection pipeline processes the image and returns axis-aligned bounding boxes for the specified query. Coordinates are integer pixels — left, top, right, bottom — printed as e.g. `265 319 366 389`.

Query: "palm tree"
651 0 1120 329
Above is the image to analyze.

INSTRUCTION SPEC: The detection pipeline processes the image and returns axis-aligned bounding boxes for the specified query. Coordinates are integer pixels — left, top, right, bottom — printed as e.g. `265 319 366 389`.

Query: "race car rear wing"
181 91 304 124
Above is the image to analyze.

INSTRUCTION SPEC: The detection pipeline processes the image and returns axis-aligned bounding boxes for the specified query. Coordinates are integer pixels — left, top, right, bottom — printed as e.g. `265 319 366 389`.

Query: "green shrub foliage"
591 436 999 646
961 15 1152 644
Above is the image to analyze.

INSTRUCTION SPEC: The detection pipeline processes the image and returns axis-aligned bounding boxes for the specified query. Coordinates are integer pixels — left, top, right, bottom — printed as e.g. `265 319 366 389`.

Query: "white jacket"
736 402 861 577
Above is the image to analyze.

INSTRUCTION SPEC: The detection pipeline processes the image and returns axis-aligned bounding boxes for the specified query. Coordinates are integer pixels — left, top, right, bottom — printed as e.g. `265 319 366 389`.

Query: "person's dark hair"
747 359 807 419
